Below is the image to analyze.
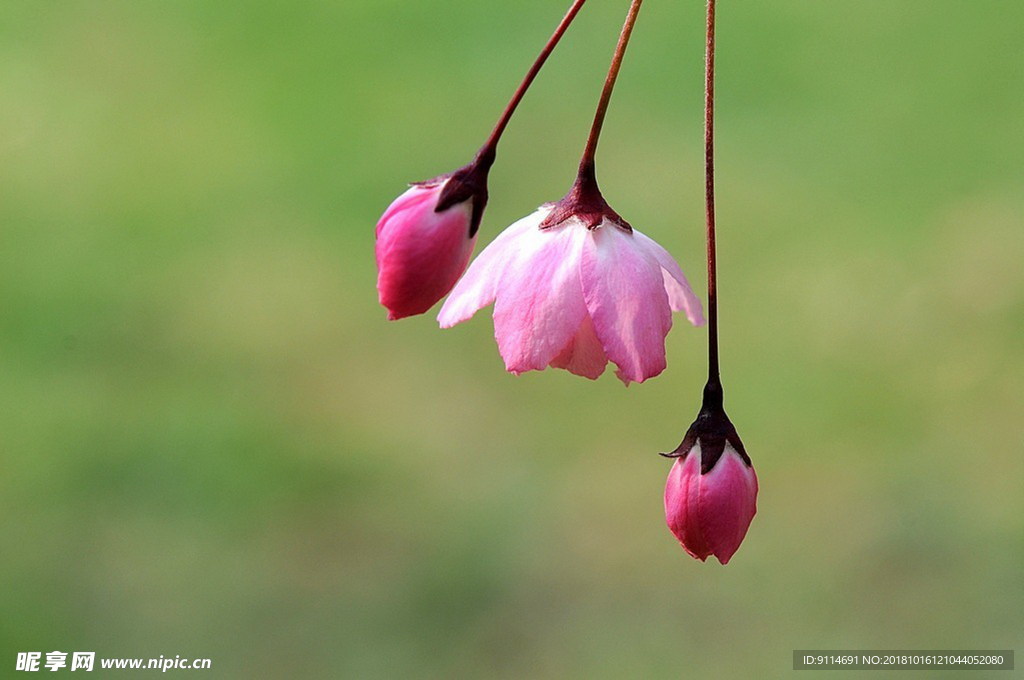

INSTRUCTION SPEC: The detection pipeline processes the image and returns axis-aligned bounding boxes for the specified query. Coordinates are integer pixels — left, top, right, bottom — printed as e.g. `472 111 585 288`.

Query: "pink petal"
437 210 544 328
664 446 711 561
549 314 608 379
631 229 705 326
581 223 672 385
698 444 758 565
492 219 588 374
375 182 475 320
376 184 437 239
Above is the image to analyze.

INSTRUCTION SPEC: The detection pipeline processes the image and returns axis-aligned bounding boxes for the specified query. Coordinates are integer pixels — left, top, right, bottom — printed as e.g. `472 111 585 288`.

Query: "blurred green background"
2 0 1022 677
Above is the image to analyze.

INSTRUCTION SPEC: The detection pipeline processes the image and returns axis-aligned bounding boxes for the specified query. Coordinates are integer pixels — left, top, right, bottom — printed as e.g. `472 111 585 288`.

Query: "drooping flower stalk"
479 0 591 160
662 0 758 565
542 0 644 230
578 0 643 178
703 0 721 390
376 0 590 320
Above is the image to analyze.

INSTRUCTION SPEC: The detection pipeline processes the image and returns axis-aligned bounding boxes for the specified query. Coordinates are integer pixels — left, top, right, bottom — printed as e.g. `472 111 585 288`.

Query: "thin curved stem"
576 0 644 185
479 0 589 163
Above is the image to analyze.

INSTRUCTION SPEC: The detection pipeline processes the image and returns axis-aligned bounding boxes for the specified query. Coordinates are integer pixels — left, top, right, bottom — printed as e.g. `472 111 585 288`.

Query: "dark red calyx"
659 380 752 474
539 167 631 232
415 147 495 238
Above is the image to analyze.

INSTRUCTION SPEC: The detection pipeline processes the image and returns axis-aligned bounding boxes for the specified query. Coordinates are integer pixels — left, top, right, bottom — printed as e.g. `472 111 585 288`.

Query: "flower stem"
479 0 589 164
576 0 644 187
703 0 721 389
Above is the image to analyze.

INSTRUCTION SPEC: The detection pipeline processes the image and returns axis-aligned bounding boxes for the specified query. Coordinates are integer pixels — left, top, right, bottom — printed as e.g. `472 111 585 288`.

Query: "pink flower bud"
375 179 477 321
664 439 758 565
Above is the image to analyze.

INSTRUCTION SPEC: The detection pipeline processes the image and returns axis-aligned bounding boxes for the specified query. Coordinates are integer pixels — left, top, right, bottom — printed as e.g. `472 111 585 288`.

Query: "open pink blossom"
437 206 704 384
375 179 478 321
664 440 758 564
